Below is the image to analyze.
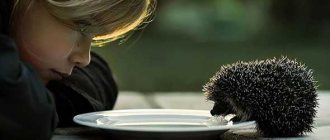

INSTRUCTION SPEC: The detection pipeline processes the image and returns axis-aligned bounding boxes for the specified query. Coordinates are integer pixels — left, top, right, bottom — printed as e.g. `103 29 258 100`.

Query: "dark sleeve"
47 52 118 127
0 34 58 140
0 0 11 35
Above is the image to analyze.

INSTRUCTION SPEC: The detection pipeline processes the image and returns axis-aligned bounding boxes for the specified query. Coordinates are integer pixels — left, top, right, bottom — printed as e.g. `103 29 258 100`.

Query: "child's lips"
50 69 70 80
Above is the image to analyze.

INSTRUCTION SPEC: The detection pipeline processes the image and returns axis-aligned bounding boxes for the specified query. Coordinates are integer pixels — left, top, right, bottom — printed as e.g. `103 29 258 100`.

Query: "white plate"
73 109 255 140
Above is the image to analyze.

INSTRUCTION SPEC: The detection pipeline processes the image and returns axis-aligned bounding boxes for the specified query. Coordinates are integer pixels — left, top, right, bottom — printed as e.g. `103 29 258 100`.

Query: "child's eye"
74 20 95 39
79 31 94 40
80 31 87 37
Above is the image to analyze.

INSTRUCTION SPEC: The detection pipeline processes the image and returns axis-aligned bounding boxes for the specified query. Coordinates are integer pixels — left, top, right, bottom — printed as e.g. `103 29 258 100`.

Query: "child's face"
15 2 93 84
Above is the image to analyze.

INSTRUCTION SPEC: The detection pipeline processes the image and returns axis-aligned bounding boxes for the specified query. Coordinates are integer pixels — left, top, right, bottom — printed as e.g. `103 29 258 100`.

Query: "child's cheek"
22 31 78 63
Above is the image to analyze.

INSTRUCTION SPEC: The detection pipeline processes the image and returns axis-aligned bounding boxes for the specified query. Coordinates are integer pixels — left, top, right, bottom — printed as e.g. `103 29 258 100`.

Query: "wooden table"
52 91 330 140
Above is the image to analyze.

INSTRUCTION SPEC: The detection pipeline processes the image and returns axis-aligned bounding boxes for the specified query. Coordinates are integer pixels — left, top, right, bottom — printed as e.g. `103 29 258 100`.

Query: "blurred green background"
93 0 330 92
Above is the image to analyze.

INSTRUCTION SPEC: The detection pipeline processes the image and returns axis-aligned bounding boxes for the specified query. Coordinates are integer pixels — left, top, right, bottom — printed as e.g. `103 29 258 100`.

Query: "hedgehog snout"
210 101 236 115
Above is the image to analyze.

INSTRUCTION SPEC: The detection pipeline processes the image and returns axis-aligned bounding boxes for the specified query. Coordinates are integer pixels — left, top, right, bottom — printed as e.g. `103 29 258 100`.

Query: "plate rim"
73 109 256 132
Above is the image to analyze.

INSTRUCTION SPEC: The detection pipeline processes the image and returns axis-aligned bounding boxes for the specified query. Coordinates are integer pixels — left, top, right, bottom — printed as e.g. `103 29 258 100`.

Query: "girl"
0 0 155 139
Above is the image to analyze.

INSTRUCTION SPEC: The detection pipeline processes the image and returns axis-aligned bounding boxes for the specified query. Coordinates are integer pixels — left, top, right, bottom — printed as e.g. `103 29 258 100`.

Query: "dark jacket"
47 52 118 127
1 1 57 140
1 0 118 138
0 35 58 140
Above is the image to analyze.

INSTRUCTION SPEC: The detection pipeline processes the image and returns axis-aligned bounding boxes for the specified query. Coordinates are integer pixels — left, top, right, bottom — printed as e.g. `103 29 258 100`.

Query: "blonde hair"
11 0 156 47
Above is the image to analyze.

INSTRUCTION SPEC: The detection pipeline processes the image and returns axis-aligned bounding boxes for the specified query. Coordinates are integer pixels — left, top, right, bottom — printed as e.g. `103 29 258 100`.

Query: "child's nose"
69 41 91 68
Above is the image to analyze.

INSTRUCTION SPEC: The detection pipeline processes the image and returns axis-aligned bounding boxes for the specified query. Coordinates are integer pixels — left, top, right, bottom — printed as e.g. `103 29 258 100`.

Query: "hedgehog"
202 57 318 137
